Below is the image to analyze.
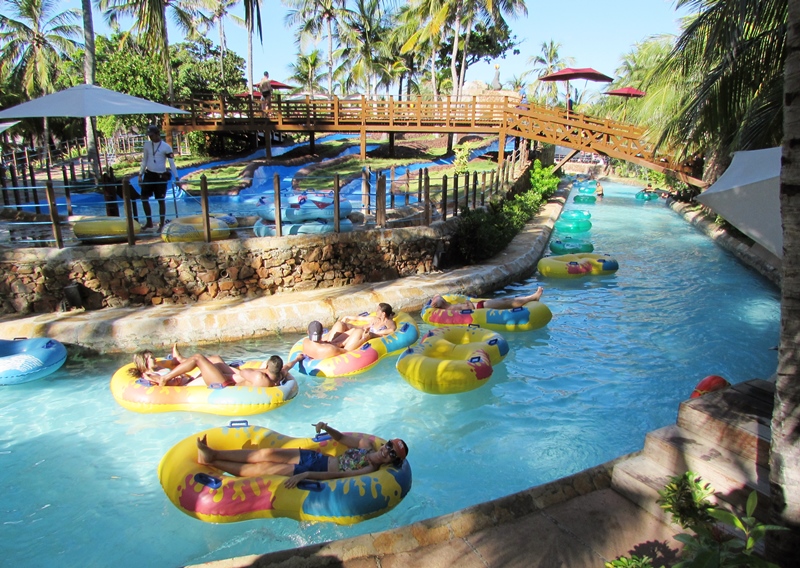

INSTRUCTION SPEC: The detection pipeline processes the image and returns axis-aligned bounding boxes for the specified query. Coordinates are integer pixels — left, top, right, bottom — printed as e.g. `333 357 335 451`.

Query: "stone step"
611 454 678 525
644 424 770 520
677 380 773 468
611 453 769 528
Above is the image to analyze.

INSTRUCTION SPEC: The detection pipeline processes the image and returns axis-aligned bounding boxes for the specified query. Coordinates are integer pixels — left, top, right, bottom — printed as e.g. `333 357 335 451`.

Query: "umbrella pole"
90 117 102 180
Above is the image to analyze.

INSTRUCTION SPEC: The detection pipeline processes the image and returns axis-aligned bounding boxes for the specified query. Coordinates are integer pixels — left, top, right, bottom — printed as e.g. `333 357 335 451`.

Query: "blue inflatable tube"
253 218 354 237
258 194 353 222
0 338 67 385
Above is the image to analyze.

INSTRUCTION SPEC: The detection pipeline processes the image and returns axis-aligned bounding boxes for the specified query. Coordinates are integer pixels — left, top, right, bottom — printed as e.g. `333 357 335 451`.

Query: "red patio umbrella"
604 87 646 120
539 67 614 111
236 80 295 98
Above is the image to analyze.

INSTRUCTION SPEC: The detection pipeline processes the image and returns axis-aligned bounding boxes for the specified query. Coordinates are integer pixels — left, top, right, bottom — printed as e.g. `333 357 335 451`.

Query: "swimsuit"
474 301 486 309
292 448 371 475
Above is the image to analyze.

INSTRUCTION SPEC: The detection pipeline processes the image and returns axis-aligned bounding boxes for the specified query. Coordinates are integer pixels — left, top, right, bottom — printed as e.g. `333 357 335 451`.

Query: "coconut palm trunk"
768 0 800 562
81 0 100 180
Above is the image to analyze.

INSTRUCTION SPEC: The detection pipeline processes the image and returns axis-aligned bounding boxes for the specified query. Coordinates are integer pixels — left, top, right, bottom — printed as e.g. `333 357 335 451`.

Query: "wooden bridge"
164 95 705 187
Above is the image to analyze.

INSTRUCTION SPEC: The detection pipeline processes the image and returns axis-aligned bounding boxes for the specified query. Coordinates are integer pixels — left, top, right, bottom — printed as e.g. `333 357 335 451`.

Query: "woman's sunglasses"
385 440 398 460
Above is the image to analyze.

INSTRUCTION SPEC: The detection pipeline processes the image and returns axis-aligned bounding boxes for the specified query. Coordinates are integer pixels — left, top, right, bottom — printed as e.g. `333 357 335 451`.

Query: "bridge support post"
389 132 395 158
360 129 367 160
498 131 506 164
309 132 315 154
265 129 272 159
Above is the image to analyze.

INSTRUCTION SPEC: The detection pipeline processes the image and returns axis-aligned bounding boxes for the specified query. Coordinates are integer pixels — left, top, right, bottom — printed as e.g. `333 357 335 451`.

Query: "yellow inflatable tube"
537 253 620 278
73 216 141 243
396 326 509 394
161 215 231 242
110 360 298 415
158 422 413 524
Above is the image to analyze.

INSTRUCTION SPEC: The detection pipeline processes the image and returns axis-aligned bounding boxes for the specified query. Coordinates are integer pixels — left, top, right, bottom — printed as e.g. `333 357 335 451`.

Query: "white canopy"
695 147 782 258
0 84 188 119
0 121 20 134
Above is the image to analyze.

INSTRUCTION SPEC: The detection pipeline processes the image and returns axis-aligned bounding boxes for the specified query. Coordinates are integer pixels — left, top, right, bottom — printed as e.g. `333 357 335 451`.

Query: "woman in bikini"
301 303 398 360
130 345 302 388
429 287 544 311
197 421 409 489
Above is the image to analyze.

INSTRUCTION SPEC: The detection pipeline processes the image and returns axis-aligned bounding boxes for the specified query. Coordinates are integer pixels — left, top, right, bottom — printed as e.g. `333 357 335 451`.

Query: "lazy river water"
0 180 780 566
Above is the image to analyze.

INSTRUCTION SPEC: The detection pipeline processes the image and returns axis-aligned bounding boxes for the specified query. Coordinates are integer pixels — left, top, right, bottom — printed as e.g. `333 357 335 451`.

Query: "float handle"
229 420 249 428
297 481 323 491
313 433 332 442
194 473 222 489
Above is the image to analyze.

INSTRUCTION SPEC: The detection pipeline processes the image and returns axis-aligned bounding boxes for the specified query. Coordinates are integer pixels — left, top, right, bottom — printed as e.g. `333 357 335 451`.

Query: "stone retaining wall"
0 223 456 315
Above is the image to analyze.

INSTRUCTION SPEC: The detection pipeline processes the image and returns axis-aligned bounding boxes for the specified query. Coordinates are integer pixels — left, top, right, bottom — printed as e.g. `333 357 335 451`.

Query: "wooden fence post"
389 166 395 210
333 174 340 233
362 169 371 215
377 174 386 228
60 166 73 216
481 172 487 206
44 181 63 249
417 169 423 202
28 164 41 215
472 171 478 209
441 174 448 221
123 178 136 246
200 175 212 242
405 169 411 206
273 173 282 237
452 173 459 215
424 168 431 226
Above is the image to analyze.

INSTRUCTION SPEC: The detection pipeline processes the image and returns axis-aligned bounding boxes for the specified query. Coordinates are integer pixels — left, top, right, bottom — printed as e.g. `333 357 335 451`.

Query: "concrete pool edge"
185 453 636 568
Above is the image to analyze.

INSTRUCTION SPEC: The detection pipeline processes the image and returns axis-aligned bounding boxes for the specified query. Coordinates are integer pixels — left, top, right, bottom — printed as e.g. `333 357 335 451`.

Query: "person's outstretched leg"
197 435 299 476
142 199 153 228
485 287 544 309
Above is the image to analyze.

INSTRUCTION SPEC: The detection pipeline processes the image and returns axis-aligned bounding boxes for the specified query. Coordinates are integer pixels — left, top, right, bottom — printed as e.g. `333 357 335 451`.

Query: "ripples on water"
0 181 780 566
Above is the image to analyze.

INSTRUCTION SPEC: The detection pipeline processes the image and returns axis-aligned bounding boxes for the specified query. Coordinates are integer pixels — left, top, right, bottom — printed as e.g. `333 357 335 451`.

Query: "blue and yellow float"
420 294 551 332
158 421 412 524
110 359 298 415
537 253 620 278
288 312 419 377
396 326 509 394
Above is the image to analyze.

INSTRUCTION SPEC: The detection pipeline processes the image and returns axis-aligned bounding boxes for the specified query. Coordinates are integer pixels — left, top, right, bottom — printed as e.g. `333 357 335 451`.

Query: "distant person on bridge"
259 71 273 114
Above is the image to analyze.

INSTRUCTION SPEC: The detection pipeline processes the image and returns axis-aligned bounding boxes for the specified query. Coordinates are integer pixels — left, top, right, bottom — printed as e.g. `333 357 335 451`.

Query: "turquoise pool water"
0 180 780 566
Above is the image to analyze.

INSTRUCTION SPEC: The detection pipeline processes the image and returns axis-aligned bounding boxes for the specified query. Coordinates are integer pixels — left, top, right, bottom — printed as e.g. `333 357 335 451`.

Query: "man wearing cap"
259 71 273 114
139 125 179 231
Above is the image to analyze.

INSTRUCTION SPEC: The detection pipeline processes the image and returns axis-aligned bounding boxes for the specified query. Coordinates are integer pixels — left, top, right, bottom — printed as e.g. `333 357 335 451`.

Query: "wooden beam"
553 149 579 172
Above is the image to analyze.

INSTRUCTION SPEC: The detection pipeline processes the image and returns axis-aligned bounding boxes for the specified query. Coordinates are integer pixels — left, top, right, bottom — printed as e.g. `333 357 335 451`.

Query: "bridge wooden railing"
164 95 703 185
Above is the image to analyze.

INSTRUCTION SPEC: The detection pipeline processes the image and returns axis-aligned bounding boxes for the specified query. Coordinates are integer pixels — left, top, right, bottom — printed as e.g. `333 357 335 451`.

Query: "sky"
53 0 690 98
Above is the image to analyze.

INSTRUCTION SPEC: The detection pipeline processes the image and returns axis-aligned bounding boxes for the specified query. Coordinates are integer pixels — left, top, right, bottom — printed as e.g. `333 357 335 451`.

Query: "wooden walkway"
164 95 704 186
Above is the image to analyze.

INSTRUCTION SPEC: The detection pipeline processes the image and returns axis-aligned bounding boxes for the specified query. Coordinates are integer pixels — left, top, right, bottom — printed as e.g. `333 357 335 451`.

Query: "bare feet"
172 343 184 363
531 286 544 301
197 435 214 465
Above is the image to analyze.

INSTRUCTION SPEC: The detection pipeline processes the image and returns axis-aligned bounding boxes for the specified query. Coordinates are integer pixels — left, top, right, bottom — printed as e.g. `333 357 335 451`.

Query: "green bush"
453 146 470 175
187 131 209 157
605 555 653 568
451 161 557 264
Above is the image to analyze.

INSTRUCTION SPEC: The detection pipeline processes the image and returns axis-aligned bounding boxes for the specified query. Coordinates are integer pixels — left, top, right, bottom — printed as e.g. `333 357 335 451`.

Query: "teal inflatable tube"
554 219 592 233
0 338 67 385
254 218 354 237
560 210 591 221
573 195 597 204
635 191 660 201
549 238 594 254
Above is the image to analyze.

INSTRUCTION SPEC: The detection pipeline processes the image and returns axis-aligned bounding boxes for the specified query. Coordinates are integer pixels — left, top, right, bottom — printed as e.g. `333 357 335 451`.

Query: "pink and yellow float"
287 312 419 377
110 360 298 415
420 294 551 332
158 421 412 524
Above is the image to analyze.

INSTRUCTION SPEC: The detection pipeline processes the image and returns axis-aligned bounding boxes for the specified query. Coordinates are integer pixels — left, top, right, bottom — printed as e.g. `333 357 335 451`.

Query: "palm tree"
650 0 786 176
100 0 209 101
283 0 349 97
287 49 326 97
527 39 573 106
0 0 81 155
338 0 388 98
201 0 242 87
772 4 799 564
80 0 100 178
